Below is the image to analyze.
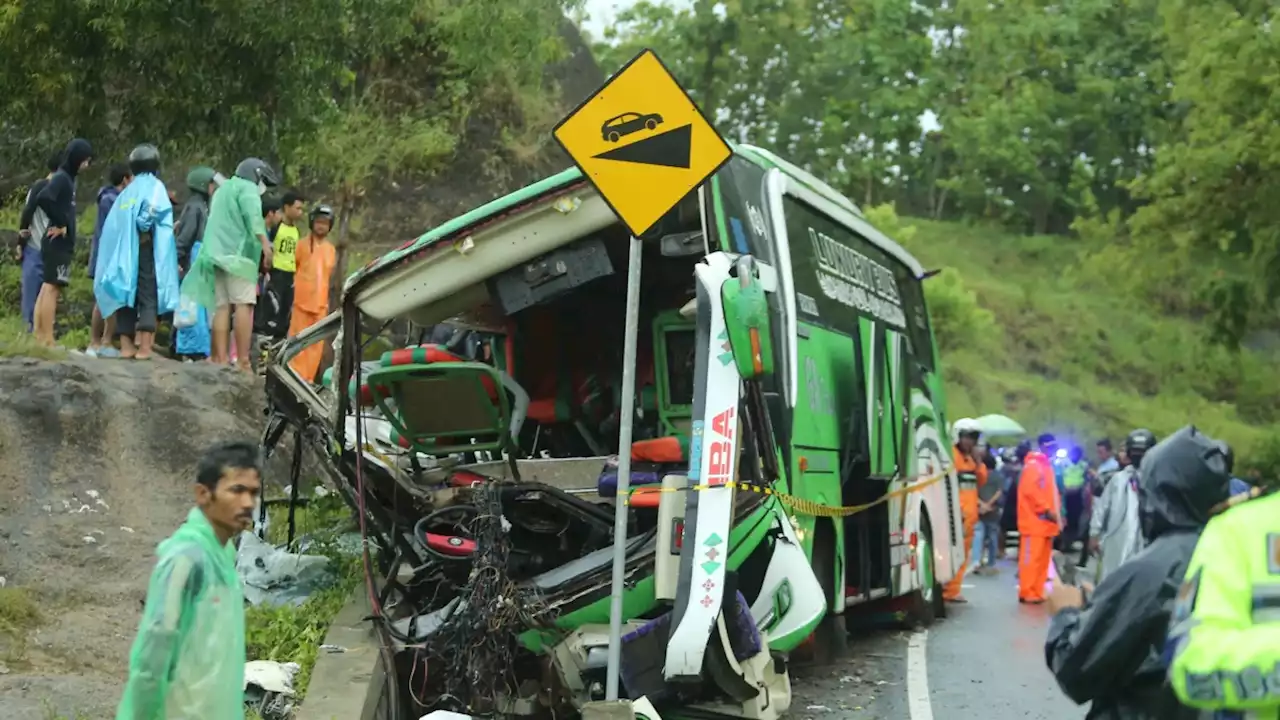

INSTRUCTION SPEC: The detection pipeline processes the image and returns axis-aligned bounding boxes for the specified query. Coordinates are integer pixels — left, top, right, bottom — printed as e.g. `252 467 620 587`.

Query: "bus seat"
360 345 529 456
632 436 688 464
596 460 667 497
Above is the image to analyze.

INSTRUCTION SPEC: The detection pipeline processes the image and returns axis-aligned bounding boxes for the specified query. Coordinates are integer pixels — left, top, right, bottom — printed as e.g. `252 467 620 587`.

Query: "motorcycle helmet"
1125 428 1158 469
186 166 218 195
309 203 335 225
234 157 280 194
952 417 982 444
128 143 161 175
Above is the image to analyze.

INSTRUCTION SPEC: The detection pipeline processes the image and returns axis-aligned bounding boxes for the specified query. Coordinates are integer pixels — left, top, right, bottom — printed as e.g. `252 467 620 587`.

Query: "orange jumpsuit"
287 234 337 382
1016 450 1062 602
943 446 986 601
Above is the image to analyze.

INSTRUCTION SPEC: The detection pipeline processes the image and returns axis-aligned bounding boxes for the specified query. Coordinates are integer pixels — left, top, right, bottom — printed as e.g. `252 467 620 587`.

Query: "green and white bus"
264 143 961 720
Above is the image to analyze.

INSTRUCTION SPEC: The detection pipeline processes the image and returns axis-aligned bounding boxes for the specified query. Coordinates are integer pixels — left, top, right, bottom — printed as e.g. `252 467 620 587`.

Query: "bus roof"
345 144 924 301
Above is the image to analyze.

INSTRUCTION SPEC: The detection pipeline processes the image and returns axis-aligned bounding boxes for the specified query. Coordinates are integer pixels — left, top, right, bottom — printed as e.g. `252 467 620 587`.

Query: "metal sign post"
605 234 644 702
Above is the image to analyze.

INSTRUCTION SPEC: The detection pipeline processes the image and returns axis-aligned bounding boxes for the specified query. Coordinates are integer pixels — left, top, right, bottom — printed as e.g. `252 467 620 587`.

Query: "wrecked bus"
261 143 960 718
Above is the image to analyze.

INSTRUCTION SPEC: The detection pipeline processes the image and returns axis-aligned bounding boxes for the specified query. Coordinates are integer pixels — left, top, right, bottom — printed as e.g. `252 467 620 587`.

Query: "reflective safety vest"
1063 461 1089 490
1166 492 1280 719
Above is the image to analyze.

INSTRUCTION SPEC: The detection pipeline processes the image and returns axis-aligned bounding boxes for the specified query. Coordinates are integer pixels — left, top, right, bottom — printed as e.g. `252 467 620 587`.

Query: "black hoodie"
35 138 93 244
1044 425 1230 719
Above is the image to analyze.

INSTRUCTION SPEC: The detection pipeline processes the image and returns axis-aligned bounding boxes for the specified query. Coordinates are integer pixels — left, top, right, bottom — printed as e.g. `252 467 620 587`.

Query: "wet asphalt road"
790 556 1083 719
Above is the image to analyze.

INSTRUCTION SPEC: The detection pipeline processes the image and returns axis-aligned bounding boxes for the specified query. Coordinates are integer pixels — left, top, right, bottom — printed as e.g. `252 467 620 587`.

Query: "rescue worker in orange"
1017 433 1062 603
943 418 986 604
288 204 337 382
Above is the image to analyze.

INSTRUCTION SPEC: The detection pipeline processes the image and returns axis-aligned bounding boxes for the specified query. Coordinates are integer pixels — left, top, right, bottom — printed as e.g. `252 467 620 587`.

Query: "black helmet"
1125 428 1158 468
309 203 335 224
128 144 161 175
234 158 280 189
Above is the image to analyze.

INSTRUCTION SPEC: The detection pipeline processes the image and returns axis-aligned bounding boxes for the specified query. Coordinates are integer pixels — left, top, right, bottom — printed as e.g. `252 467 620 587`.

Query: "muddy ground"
0 357 274 720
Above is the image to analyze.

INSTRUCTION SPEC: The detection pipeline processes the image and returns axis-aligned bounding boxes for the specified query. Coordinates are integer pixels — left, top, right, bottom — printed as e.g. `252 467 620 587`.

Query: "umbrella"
976 413 1026 439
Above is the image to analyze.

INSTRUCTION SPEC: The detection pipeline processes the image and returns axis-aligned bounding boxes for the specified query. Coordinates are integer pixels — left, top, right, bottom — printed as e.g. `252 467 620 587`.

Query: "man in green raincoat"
180 157 279 372
116 441 263 720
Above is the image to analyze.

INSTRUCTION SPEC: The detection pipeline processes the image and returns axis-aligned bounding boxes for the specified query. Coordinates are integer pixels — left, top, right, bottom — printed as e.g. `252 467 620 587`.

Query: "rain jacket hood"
116 507 245 719
61 138 93 178
1137 425 1230 542
1044 425 1230 720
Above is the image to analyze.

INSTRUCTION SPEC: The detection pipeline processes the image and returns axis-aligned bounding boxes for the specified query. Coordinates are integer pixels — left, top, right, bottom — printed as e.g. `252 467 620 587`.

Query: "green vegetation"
595 0 1280 349
0 586 42 665
866 205 1280 480
244 490 362 700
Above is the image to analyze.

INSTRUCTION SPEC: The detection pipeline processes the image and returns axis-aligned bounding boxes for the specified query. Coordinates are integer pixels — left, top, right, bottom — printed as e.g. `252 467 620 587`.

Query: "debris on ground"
244 659 301 720
237 532 334 607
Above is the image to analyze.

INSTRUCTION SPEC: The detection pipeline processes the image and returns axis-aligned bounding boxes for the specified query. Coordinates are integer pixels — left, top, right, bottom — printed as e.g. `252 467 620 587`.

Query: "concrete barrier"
298 588 395 720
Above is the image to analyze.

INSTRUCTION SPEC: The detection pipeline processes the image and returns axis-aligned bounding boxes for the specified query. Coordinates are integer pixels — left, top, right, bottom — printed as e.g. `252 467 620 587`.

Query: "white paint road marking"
906 630 934 720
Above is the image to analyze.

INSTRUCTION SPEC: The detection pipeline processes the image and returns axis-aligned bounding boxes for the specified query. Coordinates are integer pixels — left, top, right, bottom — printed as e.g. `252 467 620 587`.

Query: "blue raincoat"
174 242 211 357
94 173 181 319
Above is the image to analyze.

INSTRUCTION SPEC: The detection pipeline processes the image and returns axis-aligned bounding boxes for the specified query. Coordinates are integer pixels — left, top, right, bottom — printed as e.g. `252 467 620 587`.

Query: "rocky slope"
0 357 274 719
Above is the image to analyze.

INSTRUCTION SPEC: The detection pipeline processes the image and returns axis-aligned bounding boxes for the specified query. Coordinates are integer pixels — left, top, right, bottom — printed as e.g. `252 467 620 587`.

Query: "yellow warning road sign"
553 48 732 238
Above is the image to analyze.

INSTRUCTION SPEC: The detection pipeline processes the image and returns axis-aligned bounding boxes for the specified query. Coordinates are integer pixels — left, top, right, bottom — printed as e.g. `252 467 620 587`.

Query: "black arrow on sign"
592 123 693 169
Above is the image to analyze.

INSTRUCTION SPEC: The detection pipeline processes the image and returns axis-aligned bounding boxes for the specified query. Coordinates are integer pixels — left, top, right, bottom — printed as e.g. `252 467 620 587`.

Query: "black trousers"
116 246 158 337
253 268 294 339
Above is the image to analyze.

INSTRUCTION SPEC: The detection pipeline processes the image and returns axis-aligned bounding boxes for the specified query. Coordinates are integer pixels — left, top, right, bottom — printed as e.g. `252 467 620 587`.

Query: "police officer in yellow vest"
1166 481 1279 719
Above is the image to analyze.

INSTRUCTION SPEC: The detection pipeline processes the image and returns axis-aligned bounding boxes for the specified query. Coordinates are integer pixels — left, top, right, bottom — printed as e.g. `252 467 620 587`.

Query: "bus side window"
898 274 934 374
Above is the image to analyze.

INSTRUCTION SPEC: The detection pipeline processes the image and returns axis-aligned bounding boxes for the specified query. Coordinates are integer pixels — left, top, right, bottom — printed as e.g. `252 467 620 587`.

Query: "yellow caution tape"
621 471 947 518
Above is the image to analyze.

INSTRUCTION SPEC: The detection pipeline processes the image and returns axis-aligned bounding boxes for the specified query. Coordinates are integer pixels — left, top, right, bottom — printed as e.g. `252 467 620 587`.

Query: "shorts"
40 236 73 287
214 269 258 307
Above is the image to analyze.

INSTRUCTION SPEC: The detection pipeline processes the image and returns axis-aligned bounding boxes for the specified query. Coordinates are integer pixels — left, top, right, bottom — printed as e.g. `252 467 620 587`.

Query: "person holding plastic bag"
116 441 262 720
173 240 212 361
180 157 279 372
93 144 181 360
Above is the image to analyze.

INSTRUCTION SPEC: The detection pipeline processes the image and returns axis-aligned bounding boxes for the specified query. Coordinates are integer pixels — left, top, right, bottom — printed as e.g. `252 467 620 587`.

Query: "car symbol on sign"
601 112 664 143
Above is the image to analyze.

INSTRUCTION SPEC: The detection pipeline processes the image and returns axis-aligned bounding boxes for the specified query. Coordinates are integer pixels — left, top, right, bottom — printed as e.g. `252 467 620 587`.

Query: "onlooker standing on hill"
174 167 222 274
94 144 180 361
172 167 222 362
87 162 134 358
231 195 282 368
180 157 278 372
255 190 303 340
33 138 93 348
288 203 338 382
15 151 63 333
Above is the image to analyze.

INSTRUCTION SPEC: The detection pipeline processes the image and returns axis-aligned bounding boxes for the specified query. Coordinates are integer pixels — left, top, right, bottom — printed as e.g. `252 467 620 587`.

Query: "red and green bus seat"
327 343 529 457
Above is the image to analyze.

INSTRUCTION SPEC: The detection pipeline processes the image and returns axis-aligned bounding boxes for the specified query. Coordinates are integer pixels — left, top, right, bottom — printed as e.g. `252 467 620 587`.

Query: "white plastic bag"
174 294 199 329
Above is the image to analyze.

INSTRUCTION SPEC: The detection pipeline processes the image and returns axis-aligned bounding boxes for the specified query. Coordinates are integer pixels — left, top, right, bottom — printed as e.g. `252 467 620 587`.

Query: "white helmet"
952 417 982 444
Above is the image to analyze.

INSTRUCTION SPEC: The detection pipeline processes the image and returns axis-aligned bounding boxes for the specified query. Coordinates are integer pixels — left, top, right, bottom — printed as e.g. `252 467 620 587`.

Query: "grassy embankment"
875 208 1280 474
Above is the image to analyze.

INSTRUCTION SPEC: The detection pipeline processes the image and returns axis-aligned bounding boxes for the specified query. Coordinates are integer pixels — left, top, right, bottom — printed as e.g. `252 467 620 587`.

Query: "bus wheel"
810 522 848 663
905 524 944 627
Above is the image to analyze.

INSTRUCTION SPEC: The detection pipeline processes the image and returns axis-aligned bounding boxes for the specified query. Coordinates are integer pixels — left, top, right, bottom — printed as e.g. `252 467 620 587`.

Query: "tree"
928 0 1168 233
1128 0 1280 346
596 0 934 207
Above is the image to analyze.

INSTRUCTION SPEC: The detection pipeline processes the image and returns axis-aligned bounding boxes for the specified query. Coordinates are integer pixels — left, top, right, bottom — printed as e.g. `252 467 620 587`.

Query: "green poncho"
116 508 245 720
180 175 266 311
